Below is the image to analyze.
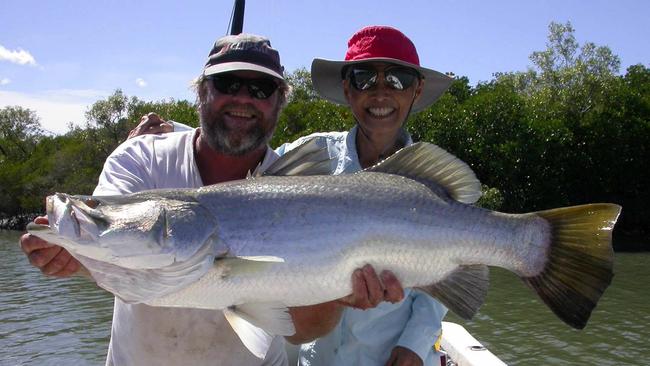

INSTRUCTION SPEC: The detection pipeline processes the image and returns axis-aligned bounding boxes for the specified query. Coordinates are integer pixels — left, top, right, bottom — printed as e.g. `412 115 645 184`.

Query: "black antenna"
230 0 245 35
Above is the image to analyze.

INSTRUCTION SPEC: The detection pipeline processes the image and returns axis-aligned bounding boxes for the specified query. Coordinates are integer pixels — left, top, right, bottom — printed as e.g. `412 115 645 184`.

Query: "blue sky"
1 0 648 134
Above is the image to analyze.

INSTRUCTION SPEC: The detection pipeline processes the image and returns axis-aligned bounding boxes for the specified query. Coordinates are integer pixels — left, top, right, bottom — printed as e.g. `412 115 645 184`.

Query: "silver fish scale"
151 171 550 309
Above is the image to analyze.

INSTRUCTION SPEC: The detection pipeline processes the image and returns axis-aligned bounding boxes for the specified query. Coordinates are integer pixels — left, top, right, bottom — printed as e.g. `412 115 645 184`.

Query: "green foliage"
0 106 45 216
476 185 504 211
538 22 619 71
271 68 355 146
132 99 199 129
0 91 199 217
285 67 319 103
0 106 43 161
84 89 136 152
408 22 649 242
273 100 354 147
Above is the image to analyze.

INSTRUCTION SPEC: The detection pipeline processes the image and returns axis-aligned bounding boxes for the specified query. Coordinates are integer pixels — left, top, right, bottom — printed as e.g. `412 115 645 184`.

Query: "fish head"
45 193 105 243
27 193 115 264
30 192 221 269
24 193 106 249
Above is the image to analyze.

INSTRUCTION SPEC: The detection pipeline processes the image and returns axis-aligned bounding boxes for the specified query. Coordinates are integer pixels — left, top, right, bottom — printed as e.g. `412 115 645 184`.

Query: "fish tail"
523 203 621 329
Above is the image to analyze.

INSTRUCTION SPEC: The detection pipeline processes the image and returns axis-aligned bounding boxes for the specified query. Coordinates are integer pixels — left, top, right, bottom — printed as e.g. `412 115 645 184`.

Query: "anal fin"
417 264 489 320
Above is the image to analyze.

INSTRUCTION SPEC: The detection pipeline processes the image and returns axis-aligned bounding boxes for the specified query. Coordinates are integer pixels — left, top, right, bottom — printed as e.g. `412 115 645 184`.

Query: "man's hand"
19 216 81 277
385 346 424 366
338 264 404 309
127 112 173 139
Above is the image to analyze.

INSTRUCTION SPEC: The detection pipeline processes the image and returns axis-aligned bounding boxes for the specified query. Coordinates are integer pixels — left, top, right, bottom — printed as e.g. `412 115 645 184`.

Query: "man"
20 33 402 365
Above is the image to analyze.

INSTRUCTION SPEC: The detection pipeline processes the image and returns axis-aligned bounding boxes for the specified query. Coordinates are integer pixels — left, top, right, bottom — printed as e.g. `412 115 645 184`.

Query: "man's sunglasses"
207 75 279 99
346 66 420 91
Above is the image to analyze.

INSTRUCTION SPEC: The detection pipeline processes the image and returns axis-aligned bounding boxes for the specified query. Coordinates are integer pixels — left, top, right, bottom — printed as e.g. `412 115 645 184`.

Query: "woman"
277 25 453 366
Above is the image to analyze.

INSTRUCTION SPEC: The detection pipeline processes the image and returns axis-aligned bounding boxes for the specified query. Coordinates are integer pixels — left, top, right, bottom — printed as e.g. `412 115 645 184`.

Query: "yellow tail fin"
523 203 621 329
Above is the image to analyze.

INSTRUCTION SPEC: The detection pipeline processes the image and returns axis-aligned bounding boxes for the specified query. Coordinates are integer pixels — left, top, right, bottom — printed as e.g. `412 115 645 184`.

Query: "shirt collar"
253 146 280 176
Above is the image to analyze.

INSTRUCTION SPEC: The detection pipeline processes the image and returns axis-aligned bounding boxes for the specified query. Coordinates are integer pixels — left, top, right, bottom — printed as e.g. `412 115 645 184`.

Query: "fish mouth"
26 222 51 232
47 193 103 241
46 193 79 238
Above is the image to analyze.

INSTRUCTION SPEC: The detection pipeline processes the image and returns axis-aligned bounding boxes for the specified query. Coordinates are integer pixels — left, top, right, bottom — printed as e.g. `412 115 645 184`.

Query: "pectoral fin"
223 308 275 359
223 302 296 359
229 302 295 336
216 256 285 277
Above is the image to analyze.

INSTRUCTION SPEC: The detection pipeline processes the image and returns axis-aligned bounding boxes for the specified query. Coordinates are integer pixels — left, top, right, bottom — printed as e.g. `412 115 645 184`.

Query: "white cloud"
0 90 108 134
135 78 147 87
41 88 110 102
0 78 10 85
0 45 37 66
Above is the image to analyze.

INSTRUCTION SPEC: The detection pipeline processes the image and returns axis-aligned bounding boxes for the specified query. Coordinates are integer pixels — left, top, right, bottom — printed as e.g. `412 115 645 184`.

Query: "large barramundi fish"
28 140 620 358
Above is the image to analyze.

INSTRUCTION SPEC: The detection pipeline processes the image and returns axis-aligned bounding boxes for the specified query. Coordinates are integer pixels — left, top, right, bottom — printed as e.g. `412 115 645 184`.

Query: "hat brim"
311 58 452 112
204 61 284 80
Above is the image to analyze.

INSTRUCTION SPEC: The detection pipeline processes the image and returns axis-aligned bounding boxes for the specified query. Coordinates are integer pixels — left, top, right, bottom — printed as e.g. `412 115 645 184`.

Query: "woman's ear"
413 78 425 102
343 79 352 103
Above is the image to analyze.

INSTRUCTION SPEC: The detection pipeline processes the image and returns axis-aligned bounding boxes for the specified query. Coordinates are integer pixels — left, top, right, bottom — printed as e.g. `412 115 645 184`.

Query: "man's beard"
199 103 278 156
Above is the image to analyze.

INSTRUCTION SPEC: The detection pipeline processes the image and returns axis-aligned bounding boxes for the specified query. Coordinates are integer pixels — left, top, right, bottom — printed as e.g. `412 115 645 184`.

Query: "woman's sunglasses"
347 66 420 91
207 75 279 99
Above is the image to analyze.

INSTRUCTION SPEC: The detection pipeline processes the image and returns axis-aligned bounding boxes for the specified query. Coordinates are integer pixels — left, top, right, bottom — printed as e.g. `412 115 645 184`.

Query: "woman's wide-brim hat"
311 25 453 113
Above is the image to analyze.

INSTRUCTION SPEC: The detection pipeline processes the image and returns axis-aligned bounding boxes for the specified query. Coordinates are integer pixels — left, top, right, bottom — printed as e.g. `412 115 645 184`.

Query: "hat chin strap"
403 88 417 127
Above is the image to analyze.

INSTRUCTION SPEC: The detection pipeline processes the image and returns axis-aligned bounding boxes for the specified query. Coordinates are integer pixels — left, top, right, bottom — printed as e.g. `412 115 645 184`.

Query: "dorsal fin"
261 137 336 177
365 142 482 204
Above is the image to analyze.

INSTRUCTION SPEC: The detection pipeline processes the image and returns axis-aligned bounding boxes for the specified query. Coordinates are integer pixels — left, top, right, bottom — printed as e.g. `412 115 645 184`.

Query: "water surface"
1 231 113 365
1 230 648 365
446 251 650 365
